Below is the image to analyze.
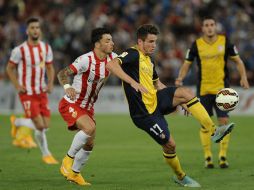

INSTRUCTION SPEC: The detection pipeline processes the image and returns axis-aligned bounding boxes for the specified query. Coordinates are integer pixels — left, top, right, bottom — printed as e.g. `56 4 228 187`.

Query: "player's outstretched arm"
6 62 26 93
175 61 191 86
45 64 55 93
231 56 250 89
57 67 76 100
106 58 148 93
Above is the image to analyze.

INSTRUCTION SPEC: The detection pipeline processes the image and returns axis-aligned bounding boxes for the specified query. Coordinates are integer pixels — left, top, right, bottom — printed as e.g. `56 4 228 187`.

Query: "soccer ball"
215 88 239 111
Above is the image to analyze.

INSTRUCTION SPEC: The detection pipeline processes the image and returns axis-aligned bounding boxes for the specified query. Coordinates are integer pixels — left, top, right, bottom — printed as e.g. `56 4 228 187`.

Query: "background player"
6 17 58 164
106 24 234 187
58 27 117 186
175 16 249 168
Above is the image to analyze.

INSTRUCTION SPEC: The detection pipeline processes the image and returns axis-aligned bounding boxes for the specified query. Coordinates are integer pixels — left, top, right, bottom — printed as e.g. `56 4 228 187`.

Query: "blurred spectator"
0 0 253 86
64 8 86 33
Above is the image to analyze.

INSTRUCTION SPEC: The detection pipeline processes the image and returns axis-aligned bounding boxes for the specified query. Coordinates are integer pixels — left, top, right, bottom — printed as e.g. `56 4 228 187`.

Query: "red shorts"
19 93 50 118
58 98 94 130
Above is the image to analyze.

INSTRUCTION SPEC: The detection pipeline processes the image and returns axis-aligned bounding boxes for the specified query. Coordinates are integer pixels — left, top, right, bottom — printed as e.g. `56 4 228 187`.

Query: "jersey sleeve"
226 37 239 58
69 55 89 74
9 47 21 64
152 65 159 81
150 57 158 81
45 44 53 64
117 48 139 67
185 42 197 63
111 52 118 59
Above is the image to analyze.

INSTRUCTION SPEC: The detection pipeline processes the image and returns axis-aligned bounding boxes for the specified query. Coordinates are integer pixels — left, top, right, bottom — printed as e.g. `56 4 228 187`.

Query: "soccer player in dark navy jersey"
106 24 234 187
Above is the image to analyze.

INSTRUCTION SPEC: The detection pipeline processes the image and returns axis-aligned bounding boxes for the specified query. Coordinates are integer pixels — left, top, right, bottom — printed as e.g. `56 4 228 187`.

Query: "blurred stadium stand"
0 0 254 86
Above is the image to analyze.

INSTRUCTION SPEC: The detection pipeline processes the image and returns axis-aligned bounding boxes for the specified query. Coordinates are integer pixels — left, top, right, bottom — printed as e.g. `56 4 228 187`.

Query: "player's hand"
130 81 148 94
46 83 54 93
65 87 76 101
16 85 26 94
240 77 249 89
175 78 183 87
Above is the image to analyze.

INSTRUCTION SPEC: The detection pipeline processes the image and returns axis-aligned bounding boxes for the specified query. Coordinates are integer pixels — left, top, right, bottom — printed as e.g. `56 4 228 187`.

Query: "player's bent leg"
67 115 95 158
173 87 234 143
66 130 95 185
173 87 215 134
70 136 94 174
162 135 201 187
163 137 185 181
62 115 95 182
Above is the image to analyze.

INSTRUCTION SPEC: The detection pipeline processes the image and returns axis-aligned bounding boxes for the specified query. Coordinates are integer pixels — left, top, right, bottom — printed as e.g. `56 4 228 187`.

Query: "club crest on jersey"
218 45 224 52
141 66 152 74
39 51 46 68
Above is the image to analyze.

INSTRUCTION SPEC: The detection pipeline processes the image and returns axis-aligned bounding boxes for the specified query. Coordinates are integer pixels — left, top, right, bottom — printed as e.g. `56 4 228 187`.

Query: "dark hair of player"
26 17 40 26
136 24 159 41
91 27 111 45
201 16 216 25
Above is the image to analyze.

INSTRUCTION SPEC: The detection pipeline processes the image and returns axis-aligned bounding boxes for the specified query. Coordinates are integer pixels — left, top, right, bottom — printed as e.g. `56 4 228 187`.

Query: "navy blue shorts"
132 87 177 145
199 94 229 118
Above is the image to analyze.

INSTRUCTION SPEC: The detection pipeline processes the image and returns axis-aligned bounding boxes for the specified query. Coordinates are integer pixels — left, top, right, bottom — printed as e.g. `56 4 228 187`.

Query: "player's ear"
95 41 100 48
137 38 143 45
26 28 29 35
201 25 205 33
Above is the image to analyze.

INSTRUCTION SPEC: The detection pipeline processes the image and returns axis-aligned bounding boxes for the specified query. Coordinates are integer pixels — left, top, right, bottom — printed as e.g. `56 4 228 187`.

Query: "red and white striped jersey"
64 51 117 113
9 41 53 95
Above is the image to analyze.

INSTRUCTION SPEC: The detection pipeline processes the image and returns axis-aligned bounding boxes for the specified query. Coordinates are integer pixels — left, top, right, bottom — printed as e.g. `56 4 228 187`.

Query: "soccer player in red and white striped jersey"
57 27 117 185
6 17 58 164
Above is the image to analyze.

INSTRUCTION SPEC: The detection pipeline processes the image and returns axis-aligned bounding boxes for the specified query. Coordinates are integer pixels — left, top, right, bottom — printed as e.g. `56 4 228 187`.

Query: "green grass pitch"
0 114 254 190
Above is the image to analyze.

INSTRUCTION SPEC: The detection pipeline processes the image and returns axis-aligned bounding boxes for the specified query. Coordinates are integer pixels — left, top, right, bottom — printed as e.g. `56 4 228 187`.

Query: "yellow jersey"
185 35 239 96
117 46 159 118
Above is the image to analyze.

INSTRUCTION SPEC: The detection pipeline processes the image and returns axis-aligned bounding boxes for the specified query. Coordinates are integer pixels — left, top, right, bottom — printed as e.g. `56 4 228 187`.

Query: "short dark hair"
201 16 216 24
91 27 111 44
26 17 40 26
137 24 159 41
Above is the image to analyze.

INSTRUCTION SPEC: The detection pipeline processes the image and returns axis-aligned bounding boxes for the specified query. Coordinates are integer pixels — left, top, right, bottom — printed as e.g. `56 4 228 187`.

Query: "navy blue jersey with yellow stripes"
117 46 159 118
185 35 239 96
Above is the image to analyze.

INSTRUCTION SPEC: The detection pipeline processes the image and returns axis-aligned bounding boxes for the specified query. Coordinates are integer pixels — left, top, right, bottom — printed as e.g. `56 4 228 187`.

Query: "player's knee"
178 87 195 101
34 123 45 130
163 140 176 154
82 126 96 136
